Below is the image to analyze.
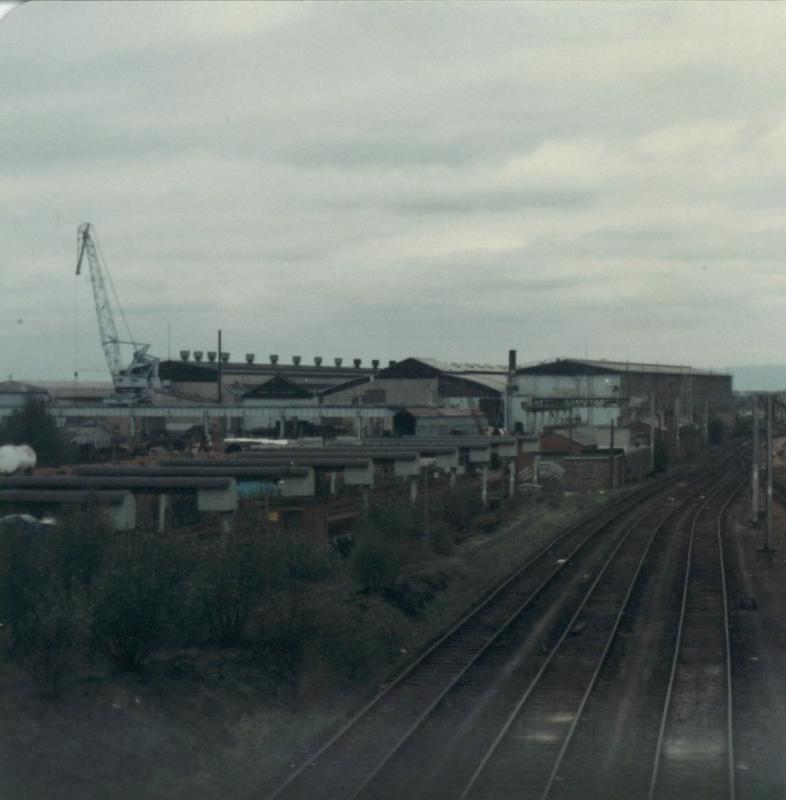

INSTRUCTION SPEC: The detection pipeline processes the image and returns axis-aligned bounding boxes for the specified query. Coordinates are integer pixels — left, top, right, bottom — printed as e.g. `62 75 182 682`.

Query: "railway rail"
264 447 744 800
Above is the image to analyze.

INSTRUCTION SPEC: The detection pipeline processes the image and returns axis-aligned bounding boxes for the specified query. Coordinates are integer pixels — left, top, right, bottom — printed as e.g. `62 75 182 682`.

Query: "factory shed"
157 356 377 405
321 357 506 425
242 376 315 400
0 489 135 531
513 357 733 436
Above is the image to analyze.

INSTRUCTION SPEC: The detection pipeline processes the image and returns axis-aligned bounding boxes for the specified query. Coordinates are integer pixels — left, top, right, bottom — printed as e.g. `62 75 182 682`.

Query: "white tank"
0 444 37 475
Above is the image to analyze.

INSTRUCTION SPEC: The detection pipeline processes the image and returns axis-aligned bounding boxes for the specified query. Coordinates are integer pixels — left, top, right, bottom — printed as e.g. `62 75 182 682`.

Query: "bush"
191 525 271 646
0 520 95 695
429 521 455 556
93 530 185 670
189 516 333 647
9 581 91 697
388 562 455 616
350 525 407 595
441 489 484 533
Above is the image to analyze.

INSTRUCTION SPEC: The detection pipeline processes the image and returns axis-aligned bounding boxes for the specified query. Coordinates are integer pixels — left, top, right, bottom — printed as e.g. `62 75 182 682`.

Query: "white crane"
75 223 160 401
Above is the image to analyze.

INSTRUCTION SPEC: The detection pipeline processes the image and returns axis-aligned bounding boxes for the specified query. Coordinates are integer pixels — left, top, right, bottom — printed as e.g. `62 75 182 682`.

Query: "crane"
75 223 160 401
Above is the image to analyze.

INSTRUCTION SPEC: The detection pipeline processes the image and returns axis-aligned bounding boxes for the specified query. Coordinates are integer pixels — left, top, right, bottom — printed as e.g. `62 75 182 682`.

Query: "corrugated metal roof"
517 358 728 377
400 407 487 418
413 357 508 374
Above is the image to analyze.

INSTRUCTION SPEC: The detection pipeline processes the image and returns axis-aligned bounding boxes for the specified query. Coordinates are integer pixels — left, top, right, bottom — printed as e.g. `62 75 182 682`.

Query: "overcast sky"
3 1 786 380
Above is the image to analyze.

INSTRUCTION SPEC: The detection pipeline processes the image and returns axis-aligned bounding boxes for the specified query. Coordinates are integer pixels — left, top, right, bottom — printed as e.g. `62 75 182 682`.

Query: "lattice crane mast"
75 223 160 401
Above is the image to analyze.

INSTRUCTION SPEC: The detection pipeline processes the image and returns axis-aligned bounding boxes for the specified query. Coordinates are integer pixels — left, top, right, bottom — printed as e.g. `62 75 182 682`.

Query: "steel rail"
538 468 743 800
264 477 697 799
264 447 740 800
348 473 717 800
459 463 741 800
646 470 745 800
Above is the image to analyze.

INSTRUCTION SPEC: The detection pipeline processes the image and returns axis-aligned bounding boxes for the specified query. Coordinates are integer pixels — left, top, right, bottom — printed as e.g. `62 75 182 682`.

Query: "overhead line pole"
766 393 774 552
752 394 759 525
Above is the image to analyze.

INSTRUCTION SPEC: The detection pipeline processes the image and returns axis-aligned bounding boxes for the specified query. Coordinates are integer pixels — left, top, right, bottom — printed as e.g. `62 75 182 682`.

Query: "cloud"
2 2 786 378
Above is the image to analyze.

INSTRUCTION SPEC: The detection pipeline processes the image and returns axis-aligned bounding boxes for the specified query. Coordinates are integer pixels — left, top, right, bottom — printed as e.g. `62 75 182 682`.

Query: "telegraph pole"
650 392 656 474
752 394 759 524
609 419 615 491
766 393 774 552
217 329 223 405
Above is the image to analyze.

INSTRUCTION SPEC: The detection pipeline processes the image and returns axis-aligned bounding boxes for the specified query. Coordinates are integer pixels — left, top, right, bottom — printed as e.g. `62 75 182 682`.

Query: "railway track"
264 448 743 800
646 473 743 800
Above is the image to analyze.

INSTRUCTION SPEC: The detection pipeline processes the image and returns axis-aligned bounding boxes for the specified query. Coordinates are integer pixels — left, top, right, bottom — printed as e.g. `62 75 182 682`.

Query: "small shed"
393 407 488 437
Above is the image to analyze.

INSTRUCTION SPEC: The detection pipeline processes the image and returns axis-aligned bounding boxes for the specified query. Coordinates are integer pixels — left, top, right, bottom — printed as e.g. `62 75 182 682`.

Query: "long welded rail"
647 472 744 800
265 451 737 800
457 463 742 800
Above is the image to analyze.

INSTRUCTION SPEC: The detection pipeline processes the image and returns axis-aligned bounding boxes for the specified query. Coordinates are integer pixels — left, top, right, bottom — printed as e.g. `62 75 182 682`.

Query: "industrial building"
511 358 734 435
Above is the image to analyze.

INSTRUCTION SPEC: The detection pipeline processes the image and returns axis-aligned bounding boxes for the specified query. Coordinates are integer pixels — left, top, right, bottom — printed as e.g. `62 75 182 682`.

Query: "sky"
3 1 786 381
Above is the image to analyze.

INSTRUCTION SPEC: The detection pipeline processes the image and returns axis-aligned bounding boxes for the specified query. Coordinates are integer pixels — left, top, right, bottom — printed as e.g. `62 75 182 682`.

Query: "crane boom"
76 223 123 377
75 223 160 401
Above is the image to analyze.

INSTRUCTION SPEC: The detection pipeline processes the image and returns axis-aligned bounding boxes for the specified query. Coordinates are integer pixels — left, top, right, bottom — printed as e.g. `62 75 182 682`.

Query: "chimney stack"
207 351 217 363
334 357 343 367
179 350 190 362
353 358 362 368
270 354 279 365
193 350 204 362
372 359 380 369
245 353 255 364
314 356 323 366
292 355 302 366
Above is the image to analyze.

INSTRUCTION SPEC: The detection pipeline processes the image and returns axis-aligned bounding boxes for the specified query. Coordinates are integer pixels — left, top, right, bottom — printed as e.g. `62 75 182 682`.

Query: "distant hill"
730 366 786 392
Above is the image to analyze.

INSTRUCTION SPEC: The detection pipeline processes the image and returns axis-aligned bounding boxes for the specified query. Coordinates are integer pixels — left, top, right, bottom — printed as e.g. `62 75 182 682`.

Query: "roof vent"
179 350 190 362
371 359 380 369
193 350 204 362
292 355 302 366
314 356 323 366
270 354 279 365
207 351 217 363
220 352 230 363
353 358 362 368
334 357 343 367
245 353 255 364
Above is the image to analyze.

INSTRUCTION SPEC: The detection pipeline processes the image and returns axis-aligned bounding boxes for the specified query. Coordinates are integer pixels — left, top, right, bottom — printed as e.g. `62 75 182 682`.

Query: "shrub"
0 520 94 696
350 526 407 595
429 521 455 556
191 526 271 646
9 581 91 697
441 489 484 532
93 530 185 670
